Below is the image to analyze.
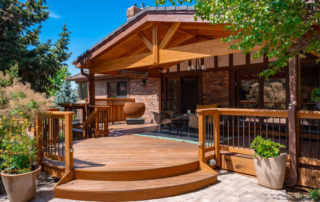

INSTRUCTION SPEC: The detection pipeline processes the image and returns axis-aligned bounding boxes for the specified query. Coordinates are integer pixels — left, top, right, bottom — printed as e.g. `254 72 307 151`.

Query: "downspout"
81 69 90 119
285 102 298 187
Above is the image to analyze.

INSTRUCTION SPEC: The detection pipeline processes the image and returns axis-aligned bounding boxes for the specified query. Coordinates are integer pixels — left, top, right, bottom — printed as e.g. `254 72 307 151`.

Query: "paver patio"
0 170 295 202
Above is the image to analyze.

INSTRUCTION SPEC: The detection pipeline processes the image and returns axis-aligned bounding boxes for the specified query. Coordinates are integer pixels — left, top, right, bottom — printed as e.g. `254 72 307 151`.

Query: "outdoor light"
140 79 146 86
188 65 191 71
191 64 195 71
201 65 206 71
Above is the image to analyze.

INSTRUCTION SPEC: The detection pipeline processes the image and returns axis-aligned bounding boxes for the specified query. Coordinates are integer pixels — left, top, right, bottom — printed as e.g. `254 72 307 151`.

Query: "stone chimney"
127 4 142 20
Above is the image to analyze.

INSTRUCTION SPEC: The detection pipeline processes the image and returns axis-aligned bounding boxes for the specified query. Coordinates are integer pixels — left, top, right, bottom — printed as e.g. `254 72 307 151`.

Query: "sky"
40 0 189 88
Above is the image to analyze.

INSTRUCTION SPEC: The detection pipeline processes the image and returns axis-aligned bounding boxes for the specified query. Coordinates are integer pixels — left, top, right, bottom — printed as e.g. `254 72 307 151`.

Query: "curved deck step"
54 170 218 201
74 161 199 181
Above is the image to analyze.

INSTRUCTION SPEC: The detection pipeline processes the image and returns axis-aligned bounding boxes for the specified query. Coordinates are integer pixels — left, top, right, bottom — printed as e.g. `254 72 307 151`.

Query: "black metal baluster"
248 117 250 149
309 119 311 159
318 119 319 160
233 116 235 147
272 117 275 141
254 116 256 140
227 115 229 147
301 119 304 158
266 118 268 139
238 115 240 149
243 116 245 149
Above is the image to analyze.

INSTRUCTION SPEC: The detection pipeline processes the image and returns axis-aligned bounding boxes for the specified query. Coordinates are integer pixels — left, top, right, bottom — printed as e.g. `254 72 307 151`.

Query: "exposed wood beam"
310 51 320 58
161 61 182 71
165 34 194 49
178 28 214 40
89 38 263 73
137 32 153 52
153 22 159 64
96 70 161 79
159 22 181 50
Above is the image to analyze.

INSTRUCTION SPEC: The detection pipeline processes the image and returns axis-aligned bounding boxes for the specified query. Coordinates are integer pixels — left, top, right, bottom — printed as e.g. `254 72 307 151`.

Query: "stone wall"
129 78 159 123
202 71 230 108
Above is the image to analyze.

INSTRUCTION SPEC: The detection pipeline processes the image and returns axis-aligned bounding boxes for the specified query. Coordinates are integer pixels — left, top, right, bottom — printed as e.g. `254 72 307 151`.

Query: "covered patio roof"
72 6 262 78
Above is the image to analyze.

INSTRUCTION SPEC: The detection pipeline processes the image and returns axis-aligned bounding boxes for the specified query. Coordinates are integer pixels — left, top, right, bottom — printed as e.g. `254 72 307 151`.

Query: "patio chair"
187 114 198 141
153 112 173 136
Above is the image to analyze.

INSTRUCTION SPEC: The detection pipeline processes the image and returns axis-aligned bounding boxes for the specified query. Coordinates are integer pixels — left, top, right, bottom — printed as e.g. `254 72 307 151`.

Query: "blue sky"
40 0 188 88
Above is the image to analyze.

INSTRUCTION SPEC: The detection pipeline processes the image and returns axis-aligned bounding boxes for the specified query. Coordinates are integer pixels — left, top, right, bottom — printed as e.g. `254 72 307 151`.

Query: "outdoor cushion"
196 103 218 109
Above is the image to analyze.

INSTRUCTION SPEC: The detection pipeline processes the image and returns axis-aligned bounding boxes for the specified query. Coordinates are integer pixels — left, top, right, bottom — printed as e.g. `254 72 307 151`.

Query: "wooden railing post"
198 111 205 163
213 110 221 167
64 113 74 172
35 117 43 167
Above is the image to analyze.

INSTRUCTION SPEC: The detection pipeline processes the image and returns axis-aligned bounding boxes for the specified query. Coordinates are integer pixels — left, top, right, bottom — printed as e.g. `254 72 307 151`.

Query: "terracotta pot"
1 166 41 202
124 102 145 118
253 153 286 190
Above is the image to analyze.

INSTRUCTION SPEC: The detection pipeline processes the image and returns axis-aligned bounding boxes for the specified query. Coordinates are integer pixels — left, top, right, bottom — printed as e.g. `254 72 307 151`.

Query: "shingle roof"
73 6 195 64
66 71 114 81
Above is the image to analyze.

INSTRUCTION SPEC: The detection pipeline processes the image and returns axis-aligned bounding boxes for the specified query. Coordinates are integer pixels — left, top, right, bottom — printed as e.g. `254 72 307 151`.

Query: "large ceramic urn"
1 166 41 202
253 154 287 190
124 102 145 118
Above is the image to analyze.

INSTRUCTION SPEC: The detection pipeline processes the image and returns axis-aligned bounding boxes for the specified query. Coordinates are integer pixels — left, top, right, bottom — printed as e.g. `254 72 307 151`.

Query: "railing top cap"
46 111 75 115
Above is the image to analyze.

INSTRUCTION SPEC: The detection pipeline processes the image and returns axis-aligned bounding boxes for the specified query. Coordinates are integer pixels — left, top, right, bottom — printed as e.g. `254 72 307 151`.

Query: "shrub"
0 69 54 174
250 136 285 159
311 87 320 102
308 189 320 201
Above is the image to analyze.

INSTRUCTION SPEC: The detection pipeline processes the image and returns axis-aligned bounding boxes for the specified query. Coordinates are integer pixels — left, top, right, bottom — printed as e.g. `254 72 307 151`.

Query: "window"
80 83 88 100
109 81 127 98
301 66 319 110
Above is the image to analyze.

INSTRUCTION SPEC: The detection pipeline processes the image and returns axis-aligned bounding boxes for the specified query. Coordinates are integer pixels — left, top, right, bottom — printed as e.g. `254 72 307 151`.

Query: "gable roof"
72 6 195 67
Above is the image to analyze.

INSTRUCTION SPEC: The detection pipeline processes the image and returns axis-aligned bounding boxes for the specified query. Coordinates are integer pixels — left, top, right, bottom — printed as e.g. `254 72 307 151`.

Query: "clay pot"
1 166 41 202
253 154 286 190
124 102 145 118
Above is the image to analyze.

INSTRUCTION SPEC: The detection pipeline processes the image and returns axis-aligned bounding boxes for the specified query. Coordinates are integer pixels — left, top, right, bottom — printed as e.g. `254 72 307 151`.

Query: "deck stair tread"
57 170 216 191
54 170 218 201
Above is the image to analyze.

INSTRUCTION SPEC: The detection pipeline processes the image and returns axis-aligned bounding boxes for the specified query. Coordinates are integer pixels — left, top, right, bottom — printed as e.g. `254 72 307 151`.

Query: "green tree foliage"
46 66 72 97
54 81 78 110
156 0 320 77
0 0 72 94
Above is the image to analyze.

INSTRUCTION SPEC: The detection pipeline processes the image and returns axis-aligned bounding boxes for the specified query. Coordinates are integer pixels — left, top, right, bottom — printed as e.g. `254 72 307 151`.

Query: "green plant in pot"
311 87 320 110
0 69 53 202
250 136 286 190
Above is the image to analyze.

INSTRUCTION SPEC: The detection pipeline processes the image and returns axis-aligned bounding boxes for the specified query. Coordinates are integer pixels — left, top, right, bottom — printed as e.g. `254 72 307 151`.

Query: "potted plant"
311 87 320 110
0 68 54 202
250 136 286 190
0 119 41 202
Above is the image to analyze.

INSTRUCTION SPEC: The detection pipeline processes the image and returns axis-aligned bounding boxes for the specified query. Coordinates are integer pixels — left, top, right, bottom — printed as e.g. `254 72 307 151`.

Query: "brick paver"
0 170 294 202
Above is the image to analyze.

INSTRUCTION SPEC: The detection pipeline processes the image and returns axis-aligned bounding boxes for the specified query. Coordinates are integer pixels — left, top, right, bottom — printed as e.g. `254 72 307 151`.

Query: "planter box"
253 154 286 190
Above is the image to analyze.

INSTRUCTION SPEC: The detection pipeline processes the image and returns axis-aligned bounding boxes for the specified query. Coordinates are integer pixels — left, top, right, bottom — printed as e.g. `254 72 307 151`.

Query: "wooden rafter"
159 22 181 50
178 28 214 40
153 22 159 64
137 32 153 52
165 33 194 49
89 38 263 73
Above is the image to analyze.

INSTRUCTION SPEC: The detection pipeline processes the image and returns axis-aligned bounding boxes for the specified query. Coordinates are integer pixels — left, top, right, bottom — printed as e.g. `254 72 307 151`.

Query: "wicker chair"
153 112 173 135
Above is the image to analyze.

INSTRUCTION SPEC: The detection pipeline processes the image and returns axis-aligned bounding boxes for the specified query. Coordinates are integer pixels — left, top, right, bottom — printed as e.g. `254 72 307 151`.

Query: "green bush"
311 87 320 102
250 136 285 159
308 189 320 201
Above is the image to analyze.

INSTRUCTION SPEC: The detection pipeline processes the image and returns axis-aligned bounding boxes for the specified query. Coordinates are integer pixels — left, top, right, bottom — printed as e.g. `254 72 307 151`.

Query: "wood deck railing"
35 110 75 172
197 107 320 189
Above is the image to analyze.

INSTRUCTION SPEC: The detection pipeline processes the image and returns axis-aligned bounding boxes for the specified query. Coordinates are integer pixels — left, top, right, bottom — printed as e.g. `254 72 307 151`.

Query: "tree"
156 0 320 77
46 66 72 97
54 81 78 110
0 0 72 94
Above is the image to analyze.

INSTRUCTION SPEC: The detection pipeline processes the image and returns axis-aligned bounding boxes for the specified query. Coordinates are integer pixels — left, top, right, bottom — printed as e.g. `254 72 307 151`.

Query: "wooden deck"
43 123 218 201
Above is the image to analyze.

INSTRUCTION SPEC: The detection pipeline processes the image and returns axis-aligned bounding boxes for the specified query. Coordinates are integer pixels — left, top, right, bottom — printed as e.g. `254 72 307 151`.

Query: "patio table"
171 114 189 136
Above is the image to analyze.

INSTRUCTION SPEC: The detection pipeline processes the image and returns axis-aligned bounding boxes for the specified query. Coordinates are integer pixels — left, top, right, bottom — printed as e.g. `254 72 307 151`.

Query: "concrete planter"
1 166 41 202
253 154 286 190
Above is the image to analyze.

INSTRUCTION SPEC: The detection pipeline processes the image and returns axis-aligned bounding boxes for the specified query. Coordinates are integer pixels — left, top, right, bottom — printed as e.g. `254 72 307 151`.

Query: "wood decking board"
55 170 217 201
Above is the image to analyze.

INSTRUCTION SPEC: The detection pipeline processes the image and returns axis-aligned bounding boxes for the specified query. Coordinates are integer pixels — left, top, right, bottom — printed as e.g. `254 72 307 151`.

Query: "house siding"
129 78 159 123
202 71 230 108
